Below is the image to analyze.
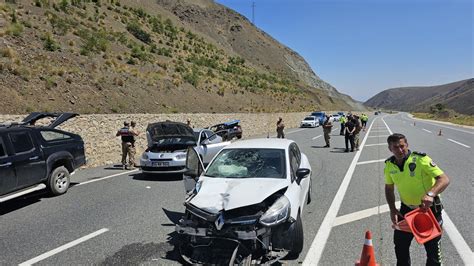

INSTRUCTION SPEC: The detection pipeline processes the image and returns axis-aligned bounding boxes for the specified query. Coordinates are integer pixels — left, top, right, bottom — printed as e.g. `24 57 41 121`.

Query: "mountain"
364 79 474 115
0 0 364 114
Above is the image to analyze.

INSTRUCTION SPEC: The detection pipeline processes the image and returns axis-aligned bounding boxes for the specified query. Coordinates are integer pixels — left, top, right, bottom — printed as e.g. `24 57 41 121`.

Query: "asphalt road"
0 112 472 265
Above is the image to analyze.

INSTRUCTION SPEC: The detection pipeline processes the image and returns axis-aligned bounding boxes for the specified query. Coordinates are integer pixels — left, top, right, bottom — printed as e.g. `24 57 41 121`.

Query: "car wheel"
286 213 304 259
307 178 312 204
47 166 70 195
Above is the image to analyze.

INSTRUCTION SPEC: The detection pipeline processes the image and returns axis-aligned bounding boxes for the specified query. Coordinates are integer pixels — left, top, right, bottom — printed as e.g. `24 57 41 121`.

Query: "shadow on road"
0 190 53 215
131 172 182 182
330 147 350 153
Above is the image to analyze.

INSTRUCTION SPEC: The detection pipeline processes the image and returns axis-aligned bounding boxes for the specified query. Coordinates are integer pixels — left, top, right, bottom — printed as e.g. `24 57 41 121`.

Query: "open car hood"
189 177 289 214
22 112 79 128
146 122 196 146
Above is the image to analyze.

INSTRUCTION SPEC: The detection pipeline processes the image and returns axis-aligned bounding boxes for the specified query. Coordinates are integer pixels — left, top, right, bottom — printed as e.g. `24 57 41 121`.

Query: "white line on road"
447 138 471 148
382 117 393 135
76 169 139 186
364 143 387 147
405 114 474 135
287 128 305 134
303 118 377 265
368 135 389 138
442 211 474 264
333 202 401 226
422 128 432 133
332 128 339 132
312 135 322 140
19 228 109 265
356 159 386 165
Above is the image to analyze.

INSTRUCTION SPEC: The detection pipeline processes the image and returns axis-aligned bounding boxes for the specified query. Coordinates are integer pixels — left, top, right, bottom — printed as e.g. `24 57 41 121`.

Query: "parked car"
177 138 312 264
140 122 230 174
310 111 326 125
330 114 341 122
207 120 242 141
300 116 319 128
0 112 86 203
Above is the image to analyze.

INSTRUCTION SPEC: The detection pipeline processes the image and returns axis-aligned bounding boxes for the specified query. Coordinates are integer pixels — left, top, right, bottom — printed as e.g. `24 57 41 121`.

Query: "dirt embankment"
0 112 317 167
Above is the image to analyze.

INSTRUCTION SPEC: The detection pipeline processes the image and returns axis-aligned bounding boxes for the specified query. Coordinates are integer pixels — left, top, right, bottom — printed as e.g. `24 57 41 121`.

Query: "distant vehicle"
300 116 319 128
337 111 345 117
207 120 242 141
374 111 380 115
0 112 86 203
140 122 230 174
178 138 312 264
330 114 341 122
310 112 326 125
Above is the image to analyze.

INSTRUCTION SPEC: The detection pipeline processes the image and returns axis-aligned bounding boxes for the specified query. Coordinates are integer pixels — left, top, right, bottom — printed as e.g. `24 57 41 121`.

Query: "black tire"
286 213 304 259
307 178 312 204
47 166 70 195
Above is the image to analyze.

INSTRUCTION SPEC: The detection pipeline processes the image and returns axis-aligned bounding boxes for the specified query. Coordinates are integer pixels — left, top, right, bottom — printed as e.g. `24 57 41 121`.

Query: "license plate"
152 162 169 167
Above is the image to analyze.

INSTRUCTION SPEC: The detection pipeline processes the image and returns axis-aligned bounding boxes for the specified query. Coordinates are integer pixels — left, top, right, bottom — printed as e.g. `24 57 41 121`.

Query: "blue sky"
216 0 473 102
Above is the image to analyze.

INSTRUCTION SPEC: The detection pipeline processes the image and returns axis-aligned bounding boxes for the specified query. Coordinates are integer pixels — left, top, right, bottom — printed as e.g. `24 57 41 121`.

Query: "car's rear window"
40 130 72 141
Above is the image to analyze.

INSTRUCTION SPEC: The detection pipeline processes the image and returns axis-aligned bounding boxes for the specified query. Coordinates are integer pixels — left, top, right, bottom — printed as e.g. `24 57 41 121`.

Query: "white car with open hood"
140 122 230 174
177 138 312 264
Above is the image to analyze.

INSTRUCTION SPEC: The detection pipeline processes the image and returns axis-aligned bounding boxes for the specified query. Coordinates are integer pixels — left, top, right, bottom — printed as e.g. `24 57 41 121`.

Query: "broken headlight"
259 196 290 226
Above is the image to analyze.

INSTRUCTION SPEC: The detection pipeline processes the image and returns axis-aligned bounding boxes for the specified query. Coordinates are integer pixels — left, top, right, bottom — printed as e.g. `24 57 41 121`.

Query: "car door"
0 133 17 196
9 129 47 189
289 143 309 208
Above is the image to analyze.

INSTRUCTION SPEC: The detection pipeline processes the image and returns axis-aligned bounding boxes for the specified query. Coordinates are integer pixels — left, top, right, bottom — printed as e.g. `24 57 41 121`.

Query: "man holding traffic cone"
355 231 379 266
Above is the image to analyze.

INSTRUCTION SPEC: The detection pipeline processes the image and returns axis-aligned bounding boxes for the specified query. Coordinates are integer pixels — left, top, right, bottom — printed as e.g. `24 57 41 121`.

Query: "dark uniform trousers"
395 200 443 266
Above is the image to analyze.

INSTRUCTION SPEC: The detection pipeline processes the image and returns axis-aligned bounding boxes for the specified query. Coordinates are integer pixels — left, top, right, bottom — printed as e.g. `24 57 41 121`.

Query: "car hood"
146 122 196 145
189 177 289 214
22 112 79 128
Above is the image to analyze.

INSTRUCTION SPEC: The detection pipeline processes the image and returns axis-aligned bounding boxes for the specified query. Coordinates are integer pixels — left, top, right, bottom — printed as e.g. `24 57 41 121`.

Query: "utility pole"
252 1 256 24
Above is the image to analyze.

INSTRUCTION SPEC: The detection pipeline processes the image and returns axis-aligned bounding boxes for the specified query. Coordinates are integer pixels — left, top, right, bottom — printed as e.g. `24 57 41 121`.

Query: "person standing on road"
276 117 285 138
361 114 368 131
339 115 346 135
344 116 355 152
322 115 333 147
384 133 450 266
116 121 139 170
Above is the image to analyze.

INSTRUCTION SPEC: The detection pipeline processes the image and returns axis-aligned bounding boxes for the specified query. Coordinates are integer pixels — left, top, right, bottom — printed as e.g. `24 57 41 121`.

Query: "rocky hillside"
0 0 364 114
365 79 474 115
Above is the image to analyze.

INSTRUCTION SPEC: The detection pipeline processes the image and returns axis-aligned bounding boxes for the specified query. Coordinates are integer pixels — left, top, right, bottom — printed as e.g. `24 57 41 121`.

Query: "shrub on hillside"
43 34 61 51
126 21 151 44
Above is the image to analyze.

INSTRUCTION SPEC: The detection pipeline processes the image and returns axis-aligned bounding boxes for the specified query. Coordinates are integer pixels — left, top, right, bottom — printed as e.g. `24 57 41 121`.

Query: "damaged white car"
177 138 312 264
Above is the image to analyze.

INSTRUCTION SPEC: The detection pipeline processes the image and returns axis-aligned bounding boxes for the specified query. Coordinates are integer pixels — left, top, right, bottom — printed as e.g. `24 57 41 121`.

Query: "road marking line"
447 138 471 148
287 128 305 134
443 211 474 264
368 135 389 138
19 228 109 265
334 202 401 226
382 117 393 134
356 159 386 165
422 128 432 133
303 118 377 265
364 143 386 147
76 169 139 186
312 135 322 140
332 128 339 132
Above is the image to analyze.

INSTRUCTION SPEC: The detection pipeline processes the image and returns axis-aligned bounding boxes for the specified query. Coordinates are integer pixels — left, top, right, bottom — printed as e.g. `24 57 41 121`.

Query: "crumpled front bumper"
176 220 269 240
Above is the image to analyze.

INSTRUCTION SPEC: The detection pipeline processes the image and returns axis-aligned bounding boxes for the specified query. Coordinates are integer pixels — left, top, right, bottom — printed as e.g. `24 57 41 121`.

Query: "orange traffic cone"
438 129 442 136
355 231 379 266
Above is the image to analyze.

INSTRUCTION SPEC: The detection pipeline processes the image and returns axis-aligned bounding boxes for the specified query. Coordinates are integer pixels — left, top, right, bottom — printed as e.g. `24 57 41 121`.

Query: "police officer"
276 117 285 138
339 115 346 135
322 115 333 147
116 121 139 169
129 121 140 168
384 133 450 266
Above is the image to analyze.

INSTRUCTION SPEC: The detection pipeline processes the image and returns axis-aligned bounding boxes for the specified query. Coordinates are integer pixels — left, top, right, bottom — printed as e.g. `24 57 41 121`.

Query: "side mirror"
296 168 310 184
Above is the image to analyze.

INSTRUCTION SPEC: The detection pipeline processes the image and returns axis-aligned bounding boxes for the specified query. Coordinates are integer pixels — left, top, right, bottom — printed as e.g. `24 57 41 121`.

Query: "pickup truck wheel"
47 166 70 195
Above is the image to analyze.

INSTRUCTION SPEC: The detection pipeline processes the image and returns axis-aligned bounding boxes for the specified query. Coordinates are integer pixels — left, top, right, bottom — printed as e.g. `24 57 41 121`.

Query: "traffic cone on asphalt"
355 231 379 266
438 129 442 136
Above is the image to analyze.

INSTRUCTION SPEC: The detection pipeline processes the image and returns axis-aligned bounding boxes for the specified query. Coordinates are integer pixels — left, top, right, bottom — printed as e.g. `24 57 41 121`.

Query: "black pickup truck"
0 112 86 203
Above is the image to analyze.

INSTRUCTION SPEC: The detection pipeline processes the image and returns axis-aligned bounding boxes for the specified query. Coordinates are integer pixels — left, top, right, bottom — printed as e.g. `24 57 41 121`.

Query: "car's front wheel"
286 213 304 259
47 166 70 195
